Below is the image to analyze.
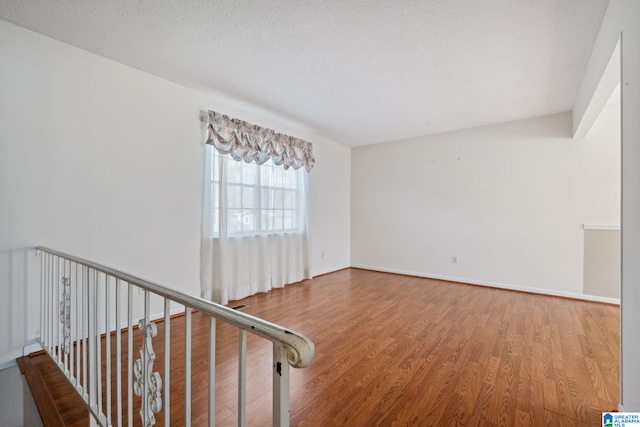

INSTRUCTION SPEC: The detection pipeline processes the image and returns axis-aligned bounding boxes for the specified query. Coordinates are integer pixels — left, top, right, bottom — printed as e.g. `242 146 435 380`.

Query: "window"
210 149 306 236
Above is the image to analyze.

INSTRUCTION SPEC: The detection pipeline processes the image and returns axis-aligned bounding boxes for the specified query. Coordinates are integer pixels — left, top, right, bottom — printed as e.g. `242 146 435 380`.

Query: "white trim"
583 224 621 230
92 305 186 335
0 360 18 371
23 340 42 356
351 264 621 305
619 403 625 412
9 308 187 367
149 306 185 322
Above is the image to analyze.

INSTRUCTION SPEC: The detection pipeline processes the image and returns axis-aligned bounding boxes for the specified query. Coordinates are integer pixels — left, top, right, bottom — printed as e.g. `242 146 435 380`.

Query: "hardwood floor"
22 268 620 426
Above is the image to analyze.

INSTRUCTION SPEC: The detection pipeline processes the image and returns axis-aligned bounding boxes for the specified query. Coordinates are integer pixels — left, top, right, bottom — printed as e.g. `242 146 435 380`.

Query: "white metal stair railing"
35 246 315 427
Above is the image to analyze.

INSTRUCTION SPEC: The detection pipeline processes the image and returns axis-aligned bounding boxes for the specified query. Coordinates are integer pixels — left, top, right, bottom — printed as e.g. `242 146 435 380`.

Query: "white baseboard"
0 360 17 371
113 306 186 333
619 403 625 412
0 341 44 370
149 306 186 322
351 264 621 305
13 307 187 366
23 340 42 356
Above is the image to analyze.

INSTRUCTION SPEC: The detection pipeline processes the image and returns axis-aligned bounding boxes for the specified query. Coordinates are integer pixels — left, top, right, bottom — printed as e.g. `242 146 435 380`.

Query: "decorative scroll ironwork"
58 277 71 353
36 246 316 427
134 319 163 426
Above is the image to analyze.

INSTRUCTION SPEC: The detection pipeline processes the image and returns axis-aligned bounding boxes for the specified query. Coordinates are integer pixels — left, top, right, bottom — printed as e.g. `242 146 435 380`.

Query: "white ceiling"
0 0 609 146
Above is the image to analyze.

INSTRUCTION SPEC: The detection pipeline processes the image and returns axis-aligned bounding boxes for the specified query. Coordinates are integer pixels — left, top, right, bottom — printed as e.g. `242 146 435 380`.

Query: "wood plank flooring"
22 268 620 426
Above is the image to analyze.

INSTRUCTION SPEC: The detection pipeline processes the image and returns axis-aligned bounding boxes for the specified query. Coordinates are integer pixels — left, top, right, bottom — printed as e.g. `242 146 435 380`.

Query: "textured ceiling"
0 0 609 146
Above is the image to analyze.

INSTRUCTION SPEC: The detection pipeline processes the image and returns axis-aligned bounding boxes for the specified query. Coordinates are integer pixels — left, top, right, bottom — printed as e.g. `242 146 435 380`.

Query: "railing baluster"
83 265 88 399
42 252 46 350
273 343 290 427
185 308 192 426
164 298 171 427
42 251 47 350
238 329 247 427
35 246 314 427
52 254 56 359
59 255 62 363
62 258 67 370
55 255 60 363
39 250 43 349
63 257 67 368
52 253 55 355
45 252 50 352
70 261 75 383
46 252 50 352
127 283 133 427
88 267 97 413
66 259 71 374
141 290 150 426
96 270 102 415
143 290 150 426
49 256 57 354
75 262 80 388
44 253 52 354
106 275 112 426
50 253 54 353
56 254 60 360
116 278 123 427
208 317 216 427
47 252 50 352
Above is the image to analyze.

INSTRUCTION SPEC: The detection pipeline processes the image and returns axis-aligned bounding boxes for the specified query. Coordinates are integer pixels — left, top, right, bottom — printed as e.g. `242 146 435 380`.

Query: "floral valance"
206 110 315 172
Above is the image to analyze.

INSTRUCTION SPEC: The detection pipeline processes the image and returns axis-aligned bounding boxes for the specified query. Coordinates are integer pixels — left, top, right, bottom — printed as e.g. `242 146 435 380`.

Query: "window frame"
210 150 305 237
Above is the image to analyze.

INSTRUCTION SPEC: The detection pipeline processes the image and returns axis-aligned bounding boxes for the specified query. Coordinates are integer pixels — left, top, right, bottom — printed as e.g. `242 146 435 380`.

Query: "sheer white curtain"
201 144 311 305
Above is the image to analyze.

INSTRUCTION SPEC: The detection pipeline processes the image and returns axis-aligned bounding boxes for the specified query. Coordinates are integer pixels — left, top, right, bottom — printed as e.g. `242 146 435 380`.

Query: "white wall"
309 138 351 276
576 0 640 412
0 366 24 427
0 19 351 366
352 110 620 298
